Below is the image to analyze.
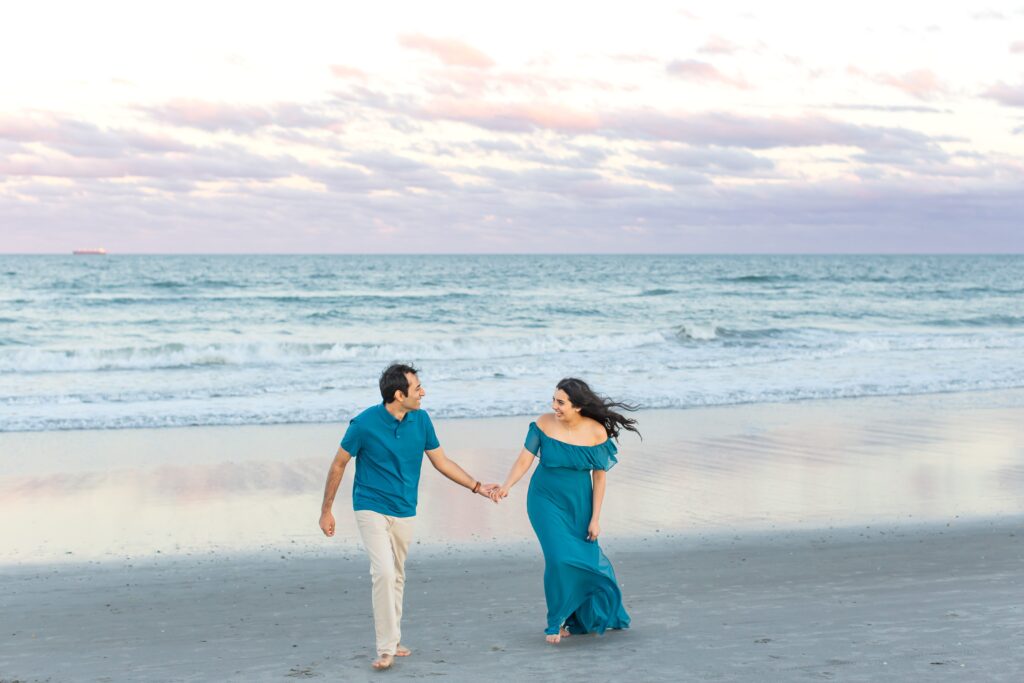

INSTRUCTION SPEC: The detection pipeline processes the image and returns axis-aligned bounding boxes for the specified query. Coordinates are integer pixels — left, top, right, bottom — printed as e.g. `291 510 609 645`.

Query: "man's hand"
489 485 510 502
319 510 336 537
477 483 500 503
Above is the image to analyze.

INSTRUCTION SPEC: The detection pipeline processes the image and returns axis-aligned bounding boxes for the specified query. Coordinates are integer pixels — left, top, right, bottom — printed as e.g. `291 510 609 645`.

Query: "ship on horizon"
72 248 107 255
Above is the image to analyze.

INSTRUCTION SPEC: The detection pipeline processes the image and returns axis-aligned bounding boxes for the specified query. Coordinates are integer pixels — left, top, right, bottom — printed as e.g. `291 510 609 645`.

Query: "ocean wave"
147 278 246 289
719 274 803 284
674 324 787 342
638 288 676 296
73 290 478 306
923 315 1024 328
0 332 672 374
6 380 1024 432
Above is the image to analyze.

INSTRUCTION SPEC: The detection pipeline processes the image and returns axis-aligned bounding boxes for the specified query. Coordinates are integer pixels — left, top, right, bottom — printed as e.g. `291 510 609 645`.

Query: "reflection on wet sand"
1 390 1022 563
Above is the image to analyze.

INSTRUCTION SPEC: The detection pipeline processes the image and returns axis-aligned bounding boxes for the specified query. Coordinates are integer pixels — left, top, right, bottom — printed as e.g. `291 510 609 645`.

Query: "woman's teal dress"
524 422 631 636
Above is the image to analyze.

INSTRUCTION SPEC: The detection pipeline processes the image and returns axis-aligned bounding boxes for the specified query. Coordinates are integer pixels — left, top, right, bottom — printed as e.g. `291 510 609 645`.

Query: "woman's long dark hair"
556 377 640 441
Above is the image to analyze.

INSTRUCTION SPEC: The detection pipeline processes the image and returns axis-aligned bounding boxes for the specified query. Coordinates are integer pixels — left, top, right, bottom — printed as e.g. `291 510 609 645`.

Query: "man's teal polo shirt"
341 403 440 517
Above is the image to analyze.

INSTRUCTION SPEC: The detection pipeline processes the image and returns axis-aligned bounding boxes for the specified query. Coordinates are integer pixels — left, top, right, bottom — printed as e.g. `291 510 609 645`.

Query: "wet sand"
2 390 1024 680
2 390 1023 564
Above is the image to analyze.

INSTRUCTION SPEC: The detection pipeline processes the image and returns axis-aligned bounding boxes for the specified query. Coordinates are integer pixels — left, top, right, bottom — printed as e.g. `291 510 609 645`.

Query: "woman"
493 377 639 643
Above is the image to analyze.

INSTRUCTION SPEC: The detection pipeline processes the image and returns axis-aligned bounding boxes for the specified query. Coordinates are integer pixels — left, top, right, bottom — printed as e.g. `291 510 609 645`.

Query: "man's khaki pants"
354 510 414 656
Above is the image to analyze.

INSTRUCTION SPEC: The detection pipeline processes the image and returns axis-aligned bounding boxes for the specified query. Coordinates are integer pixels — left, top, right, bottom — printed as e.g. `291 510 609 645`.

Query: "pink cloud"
422 99 599 133
398 33 495 68
329 65 368 80
698 36 741 55
666 60 750 89
873 69 947 101
982 81 1024 107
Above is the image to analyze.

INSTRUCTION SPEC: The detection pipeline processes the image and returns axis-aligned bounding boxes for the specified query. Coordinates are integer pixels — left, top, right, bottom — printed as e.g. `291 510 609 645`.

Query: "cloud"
0 114 192 157
0 143 301 182
329 65 368 80
343 150 456 191
142 99 340 132
623 165 711 187
398 34 495 68
827 103 947 113
396 92 951 158
638 145 775 174
698 36 741 55
666 59 750 89
1011 40 1024 53
868 68 948 101
422 98 601 133
7 171 1024 254
602 110 942 153
982 81 1024 107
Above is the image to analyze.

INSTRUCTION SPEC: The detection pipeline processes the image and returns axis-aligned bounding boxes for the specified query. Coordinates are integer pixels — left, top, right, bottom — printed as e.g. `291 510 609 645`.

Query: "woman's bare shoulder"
535 413 556 433
583 417 609 444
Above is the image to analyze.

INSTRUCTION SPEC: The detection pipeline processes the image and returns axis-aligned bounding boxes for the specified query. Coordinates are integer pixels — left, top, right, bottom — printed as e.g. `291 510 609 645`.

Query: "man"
319 363 499 671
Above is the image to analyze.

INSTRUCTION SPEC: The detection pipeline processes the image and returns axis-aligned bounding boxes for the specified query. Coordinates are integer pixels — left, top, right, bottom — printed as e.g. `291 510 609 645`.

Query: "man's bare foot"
395 645 412 657
371 653 394 670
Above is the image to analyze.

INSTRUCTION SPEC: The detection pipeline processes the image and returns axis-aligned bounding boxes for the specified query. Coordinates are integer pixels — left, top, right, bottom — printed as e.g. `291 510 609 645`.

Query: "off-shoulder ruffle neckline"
529 421 613 450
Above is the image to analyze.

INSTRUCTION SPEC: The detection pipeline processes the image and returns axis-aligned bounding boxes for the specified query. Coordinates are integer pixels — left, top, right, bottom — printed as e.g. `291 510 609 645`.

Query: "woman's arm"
587 469 607 541
496 447 537 498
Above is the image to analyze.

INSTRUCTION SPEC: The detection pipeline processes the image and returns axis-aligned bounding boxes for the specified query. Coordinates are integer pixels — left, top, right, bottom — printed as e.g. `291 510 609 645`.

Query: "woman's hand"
586 519 601 542
489 485 509 502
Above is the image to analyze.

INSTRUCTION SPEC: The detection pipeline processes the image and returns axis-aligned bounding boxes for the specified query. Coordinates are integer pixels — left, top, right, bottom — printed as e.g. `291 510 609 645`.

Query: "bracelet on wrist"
471 481 481 494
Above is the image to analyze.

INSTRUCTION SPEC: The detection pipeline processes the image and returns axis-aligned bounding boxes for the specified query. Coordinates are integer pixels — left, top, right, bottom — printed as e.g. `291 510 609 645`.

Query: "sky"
1 1 1023 253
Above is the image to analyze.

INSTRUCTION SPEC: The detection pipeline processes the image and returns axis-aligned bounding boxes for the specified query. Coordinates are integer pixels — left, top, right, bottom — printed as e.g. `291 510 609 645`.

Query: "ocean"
1 254 1022 432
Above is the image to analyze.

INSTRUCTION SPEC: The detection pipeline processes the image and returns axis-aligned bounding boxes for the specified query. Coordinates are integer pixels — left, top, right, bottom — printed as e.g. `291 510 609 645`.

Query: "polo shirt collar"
378 403 418 424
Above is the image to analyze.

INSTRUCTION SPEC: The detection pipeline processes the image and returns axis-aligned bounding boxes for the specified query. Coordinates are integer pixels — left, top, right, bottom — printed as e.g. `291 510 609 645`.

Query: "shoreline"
4 385 1024 436
2 388 1024 566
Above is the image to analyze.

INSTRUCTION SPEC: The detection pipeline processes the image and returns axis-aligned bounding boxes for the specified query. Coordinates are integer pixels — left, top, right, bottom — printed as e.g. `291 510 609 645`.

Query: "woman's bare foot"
395 645 412 657
546 625 571 644
371 653 394 670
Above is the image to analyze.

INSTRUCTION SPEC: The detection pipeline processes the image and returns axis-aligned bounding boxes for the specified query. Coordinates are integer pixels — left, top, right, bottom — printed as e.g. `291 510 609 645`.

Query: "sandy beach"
2 520 1023 681
2 390 1024 680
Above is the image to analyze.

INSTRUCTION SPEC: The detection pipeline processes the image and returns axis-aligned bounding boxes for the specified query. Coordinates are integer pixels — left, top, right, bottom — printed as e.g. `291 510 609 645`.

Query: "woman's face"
551 388 579 421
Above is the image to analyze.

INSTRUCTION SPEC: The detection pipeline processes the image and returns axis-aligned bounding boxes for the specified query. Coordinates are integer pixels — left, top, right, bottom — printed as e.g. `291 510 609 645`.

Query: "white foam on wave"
0 331 673 374
6 373 1024 432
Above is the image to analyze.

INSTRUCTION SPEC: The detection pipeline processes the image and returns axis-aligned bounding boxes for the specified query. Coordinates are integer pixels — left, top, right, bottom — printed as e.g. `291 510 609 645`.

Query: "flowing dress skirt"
527 464 631 635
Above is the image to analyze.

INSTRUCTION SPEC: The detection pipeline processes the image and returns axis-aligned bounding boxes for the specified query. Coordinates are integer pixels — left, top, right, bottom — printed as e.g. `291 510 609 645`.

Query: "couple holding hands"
319 363 638 671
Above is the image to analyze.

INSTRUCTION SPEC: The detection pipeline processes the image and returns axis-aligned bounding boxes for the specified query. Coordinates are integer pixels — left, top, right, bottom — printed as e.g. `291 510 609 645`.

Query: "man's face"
398 372 425 410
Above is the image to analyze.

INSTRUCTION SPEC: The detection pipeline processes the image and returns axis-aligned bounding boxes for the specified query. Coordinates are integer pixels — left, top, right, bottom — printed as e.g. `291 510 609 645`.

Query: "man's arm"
319 446 352 536
425 446 499 501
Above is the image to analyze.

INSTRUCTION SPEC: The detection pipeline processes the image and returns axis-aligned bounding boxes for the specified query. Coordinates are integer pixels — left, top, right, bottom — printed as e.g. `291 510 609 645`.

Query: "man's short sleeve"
340 418 363 456
422 412 440 451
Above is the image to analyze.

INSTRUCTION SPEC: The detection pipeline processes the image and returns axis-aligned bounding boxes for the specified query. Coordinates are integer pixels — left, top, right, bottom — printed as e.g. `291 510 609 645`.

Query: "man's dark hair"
380 363 419 404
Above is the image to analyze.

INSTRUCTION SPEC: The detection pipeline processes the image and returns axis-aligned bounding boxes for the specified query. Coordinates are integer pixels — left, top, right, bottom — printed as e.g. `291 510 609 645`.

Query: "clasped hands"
476 482 503 503
486 485 510 503
474 484 510 504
